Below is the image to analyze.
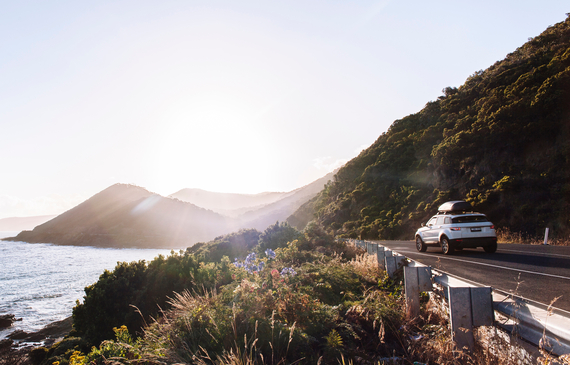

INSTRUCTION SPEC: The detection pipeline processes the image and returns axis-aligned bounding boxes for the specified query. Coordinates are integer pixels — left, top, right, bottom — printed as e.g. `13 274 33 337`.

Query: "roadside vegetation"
27 222 564 365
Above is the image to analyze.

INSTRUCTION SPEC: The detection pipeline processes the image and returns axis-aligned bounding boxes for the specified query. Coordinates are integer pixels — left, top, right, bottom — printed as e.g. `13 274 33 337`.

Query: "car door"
422 216 439 243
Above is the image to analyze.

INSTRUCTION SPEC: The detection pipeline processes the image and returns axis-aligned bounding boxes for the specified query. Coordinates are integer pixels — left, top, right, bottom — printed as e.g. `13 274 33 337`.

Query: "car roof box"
438 200 472 213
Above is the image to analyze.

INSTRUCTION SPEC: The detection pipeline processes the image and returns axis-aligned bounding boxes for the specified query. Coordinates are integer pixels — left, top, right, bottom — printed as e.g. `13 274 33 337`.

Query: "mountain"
4 184 238 248
0 215 57 232
303 15 570 240
238 171 336 230
169 189 290 217
169 172 335 230
3 170 335 248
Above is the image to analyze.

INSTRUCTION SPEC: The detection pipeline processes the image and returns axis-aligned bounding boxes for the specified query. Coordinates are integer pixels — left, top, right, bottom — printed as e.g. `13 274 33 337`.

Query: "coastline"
0 316 73 365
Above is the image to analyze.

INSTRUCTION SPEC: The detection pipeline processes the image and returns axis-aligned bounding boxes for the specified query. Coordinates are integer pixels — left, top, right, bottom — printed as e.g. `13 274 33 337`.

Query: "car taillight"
450 227 461 231
490 225 495 230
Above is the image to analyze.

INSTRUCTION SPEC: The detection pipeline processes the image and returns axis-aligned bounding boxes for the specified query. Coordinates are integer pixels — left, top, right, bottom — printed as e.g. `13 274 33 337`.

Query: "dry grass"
345 253 380 282
496 228 570 246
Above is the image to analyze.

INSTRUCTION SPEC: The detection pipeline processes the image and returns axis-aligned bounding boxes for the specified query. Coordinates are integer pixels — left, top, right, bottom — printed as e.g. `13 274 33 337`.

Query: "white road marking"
498 249 570 259
391 249 570 281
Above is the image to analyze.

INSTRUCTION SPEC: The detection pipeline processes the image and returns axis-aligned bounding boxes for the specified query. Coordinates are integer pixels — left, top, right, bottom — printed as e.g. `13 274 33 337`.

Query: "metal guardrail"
346 239 570 356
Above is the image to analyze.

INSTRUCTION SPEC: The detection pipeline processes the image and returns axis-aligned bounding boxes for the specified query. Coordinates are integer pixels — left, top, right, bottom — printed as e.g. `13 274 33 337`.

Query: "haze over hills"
0 215 57 232
236 171 336 230
3 172 335 248
169 189 291 217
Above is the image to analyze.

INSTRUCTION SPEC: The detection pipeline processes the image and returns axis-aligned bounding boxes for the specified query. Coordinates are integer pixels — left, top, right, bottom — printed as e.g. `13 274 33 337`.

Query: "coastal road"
375 241 570 312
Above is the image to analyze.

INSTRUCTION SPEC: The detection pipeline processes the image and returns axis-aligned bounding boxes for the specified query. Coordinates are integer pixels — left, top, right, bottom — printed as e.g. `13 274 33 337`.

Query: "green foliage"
256 221 302 253
188 229 261 263
310 15 570 240
132 240 404 364
72 250 231 347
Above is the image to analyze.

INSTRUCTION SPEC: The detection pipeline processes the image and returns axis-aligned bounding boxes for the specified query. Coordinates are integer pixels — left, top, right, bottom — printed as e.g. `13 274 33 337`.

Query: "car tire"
441 236 453 255
484 242 498 253
416 236 427 252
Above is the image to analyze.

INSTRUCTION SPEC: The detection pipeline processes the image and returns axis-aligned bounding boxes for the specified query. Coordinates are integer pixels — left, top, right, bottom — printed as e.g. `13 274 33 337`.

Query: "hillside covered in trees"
291 15 570 240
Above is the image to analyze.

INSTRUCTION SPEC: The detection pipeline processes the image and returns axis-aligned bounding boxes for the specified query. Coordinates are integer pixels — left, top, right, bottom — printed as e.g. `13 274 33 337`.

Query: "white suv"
415 201 497 255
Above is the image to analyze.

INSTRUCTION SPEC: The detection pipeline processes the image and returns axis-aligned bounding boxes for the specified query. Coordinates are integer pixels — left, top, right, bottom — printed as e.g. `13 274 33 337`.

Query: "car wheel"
484 242 498 253
441 236 453 255
416 236 427 252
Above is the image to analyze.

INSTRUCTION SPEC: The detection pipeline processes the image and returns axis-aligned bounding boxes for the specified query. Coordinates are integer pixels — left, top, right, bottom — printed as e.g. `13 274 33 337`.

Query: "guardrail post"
376 246 386 269
385 254 405 278
470 287 493 327
404 266 433 319
404 267 420 318
385 256 397 277
448 286 494 353
449 287 475 352
371 242 378 256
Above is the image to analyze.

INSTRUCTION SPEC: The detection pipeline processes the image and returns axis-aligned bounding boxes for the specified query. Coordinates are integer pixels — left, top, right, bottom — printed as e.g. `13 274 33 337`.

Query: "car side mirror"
421 223 425 227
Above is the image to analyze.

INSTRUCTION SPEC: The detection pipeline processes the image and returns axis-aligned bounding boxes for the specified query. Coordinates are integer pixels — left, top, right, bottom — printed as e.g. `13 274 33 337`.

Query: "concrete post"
385 254 405 278
448 286 494 353
404 266 433 319
449 287 475 352
418 267 433 292
404 266 420 319
385 256 397 277
470 287 494 327
376 246 386 269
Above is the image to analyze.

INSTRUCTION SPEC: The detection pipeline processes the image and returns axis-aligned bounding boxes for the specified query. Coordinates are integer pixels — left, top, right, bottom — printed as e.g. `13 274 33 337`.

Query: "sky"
1 1 568 219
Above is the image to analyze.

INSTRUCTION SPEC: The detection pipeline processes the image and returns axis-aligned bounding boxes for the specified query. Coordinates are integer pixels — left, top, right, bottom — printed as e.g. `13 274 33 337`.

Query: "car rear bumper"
450 237 497 248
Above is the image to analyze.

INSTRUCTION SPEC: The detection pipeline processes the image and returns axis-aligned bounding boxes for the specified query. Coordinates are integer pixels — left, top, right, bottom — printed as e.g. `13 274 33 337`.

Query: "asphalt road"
375 241 570 312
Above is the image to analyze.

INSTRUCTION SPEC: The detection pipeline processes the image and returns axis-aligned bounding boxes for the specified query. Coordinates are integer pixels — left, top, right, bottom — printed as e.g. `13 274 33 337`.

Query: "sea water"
0 232 173 340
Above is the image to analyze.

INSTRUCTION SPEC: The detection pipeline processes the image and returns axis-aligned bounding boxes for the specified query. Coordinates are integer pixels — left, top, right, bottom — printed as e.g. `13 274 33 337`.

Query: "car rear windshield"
452 215 488 223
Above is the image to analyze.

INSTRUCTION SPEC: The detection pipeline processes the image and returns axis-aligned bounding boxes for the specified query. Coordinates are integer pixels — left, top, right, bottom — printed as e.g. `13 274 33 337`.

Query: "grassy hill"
295 15 570 240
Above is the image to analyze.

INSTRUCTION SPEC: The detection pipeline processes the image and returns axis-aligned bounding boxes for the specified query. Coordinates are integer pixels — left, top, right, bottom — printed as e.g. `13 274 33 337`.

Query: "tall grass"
496 228 570 246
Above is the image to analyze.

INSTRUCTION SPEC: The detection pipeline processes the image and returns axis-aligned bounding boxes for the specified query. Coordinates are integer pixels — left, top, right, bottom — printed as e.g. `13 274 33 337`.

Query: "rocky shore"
0 316 72 365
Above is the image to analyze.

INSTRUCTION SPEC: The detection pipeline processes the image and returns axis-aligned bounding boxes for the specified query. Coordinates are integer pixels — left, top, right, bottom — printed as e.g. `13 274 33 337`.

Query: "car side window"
436 217 445 225
427 217 437 226
444 217 451 224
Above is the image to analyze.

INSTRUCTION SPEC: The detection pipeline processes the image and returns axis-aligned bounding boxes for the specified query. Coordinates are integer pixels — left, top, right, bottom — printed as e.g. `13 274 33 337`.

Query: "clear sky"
1 1 567 219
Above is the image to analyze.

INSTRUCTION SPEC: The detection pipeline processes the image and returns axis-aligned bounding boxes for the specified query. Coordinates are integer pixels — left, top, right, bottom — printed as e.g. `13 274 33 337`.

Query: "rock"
0 314 21 329
0 339 13 350
7 317 73 343
7 330 29 340
25 317 73 342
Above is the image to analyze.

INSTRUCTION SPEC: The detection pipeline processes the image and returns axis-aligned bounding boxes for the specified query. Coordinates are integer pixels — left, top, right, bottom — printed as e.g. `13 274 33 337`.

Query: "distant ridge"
3 171 336 248
4 184 238 248
169 189 290 217
0 215 57 232
237 171 336 230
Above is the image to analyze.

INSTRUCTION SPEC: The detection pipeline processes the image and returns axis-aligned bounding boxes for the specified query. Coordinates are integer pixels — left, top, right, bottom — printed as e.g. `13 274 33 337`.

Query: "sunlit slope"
305 16 570 240
6 184 238 248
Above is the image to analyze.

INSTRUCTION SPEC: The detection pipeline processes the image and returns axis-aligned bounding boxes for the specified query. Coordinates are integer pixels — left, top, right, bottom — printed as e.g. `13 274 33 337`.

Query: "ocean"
0 232 172 340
